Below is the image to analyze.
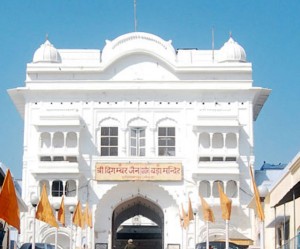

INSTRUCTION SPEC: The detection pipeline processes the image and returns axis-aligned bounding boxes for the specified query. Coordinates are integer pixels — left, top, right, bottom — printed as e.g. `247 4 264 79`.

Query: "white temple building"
8 32 270 249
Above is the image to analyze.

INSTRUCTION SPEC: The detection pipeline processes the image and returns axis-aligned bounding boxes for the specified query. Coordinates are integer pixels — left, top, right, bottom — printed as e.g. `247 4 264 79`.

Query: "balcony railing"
277 234 300 249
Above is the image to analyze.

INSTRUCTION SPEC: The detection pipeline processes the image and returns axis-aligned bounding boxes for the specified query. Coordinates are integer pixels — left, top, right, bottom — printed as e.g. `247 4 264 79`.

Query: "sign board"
95 163 182 181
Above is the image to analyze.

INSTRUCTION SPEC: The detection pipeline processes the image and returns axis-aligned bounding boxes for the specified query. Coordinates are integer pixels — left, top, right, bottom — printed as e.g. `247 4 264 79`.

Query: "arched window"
226 180 238 197
53 132 64 148
199 133 210 149
130 128 146 156
212 133 223 148
199 180 211 197
212 180 224 197
226 133 237 148
52 180 64 197
65 180 76 197
128 117 148 157
40 132 51 148
66 132 77 148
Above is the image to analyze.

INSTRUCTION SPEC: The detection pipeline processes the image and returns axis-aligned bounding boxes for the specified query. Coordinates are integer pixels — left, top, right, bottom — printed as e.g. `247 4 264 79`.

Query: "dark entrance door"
112 197 163 249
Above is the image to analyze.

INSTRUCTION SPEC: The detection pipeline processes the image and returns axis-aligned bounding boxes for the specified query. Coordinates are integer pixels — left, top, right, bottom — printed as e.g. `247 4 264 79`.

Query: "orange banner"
95 163 182 181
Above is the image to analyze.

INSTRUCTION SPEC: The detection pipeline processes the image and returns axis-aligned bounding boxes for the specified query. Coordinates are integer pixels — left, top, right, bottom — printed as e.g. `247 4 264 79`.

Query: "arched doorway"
40 226 70 249
112 196 163 249
93 181 181 249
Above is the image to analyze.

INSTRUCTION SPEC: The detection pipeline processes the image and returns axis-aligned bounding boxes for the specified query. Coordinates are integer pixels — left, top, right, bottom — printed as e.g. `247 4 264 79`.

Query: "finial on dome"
32 38 61 63
218 35 246 63
45 33 49 41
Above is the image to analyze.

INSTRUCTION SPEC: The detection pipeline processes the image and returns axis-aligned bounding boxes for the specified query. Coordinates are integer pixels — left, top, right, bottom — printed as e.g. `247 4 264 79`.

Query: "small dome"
218 37 246 63
33 39 61 63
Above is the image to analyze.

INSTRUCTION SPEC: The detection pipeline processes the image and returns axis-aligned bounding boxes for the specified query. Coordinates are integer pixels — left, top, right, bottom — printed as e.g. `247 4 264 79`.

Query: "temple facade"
8 32 270 249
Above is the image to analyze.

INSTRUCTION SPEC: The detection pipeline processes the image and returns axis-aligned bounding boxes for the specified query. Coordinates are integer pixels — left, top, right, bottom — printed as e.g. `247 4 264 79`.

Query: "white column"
64 132 67 149
209 133 213 154
120 127 128 156
149 127 156 156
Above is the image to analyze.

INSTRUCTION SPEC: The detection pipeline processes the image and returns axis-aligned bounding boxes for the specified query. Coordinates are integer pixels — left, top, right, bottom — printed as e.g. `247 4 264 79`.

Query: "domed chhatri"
33 39 61 63
218 36 246 63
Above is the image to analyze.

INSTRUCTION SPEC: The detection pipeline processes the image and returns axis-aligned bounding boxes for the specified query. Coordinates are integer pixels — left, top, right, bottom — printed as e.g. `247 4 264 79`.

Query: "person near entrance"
124 239 136 249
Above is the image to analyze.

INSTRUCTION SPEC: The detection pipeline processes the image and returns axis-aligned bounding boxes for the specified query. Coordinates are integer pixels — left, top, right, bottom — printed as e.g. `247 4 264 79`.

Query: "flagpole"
181 224 184 249
53 202 60 249
133 0 137 32
194 212 197 248
186 226 188 249
30 195 39 249
258 186 268 249
55 226 58 249
206 221 209 249
225 220 229 249
193 205 198 247
69 206 74 249
86 225 88 249
75 227 78 249
260 220 265 249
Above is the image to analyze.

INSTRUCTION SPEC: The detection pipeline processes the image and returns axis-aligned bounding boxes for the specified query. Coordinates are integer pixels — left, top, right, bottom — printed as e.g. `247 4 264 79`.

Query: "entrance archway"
94 181 181 249
112 196 163 249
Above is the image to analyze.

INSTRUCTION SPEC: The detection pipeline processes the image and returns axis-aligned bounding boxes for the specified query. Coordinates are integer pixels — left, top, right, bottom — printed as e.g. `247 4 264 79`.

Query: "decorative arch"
199 180 211 198
66 132 77 148
96 117 121 156
39 225 70 249
127 116 149 127
53 132 64 148
212 133 223 148
226 133 237 148
199 132 210 149
212 180 224 197
198 222 227 243
155 117 177 127
40 132 51 148
113 196 164 230
226 180 238 198
101 32 176 66
98 117 121 127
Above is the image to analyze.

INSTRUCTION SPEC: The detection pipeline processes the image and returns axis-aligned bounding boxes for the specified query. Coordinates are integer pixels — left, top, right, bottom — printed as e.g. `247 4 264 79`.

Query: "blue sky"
0 1 299 179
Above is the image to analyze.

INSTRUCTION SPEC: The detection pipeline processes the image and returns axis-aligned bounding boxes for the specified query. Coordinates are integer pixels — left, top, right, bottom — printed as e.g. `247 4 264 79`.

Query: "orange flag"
58 196 65 226
82 203 88 228
36 184 58 228
88 205 93 228
188 197 194 221
181 203 189 229
0 169 20 232
82 203 93 228
199 195 215 223
73 201 83 228
218 183 232 220
249 167 265 221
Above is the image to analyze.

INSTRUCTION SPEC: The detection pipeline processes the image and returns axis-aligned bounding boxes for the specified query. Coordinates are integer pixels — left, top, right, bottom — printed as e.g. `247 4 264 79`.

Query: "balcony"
32 160 80 175
39 146 79 155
